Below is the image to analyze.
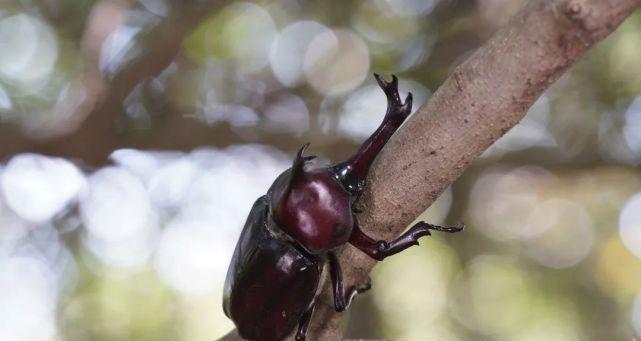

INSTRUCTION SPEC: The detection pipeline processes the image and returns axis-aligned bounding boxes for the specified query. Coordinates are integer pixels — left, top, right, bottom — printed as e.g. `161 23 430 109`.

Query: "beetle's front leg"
349 221 464 261
328 252 372 312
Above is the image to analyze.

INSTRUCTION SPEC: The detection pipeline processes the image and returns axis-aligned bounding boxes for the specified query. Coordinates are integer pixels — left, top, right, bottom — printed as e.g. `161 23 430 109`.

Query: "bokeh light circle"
372 238 459 340
148 157 202 210
374 0 440 17
82 223 159 269
595 235 641 301
152 144 289 296
525 199 594 269
139 0 170 17
623 96 641 161
80 167 152 242
154 220 231 295
0 14 58 93
0 256 58 341
110 149 165 185
0 196 30 243
303 29 370 97
510 304 582 341
1 154 85 224
451 255 535 337
0 84 12 112
354 1 421 45
186 2 276 74
179 145 288 238
270 21 329 87
633 293 641 337
469 166 558 241
264 94 310 135
619 193 641 259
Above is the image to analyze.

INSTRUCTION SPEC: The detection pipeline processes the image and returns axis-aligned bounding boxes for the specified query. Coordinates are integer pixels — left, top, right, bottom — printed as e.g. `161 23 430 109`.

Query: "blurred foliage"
0 0 641 340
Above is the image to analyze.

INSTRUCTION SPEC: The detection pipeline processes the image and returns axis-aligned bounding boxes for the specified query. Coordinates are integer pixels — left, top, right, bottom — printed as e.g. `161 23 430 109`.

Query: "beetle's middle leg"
328 252 372 312
349 221 464 261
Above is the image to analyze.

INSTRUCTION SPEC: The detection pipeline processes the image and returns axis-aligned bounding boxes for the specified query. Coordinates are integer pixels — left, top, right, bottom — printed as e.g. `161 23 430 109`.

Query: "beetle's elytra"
223 74 463 341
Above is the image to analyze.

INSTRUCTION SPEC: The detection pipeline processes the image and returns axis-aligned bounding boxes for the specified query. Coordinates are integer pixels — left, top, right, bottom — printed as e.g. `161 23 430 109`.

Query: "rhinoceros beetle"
223 74 463 341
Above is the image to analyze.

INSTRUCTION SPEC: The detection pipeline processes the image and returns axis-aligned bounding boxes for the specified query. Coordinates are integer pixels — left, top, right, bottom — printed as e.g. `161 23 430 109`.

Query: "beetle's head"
268 144 354 255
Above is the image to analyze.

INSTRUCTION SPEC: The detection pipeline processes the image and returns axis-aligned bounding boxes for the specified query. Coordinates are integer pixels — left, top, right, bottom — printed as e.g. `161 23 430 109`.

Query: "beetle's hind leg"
328 252 372 312
294 301 316 341
349 221 464 261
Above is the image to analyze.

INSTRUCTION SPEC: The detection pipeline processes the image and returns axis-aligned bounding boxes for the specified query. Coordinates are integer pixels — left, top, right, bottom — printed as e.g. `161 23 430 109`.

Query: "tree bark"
220 0 641 339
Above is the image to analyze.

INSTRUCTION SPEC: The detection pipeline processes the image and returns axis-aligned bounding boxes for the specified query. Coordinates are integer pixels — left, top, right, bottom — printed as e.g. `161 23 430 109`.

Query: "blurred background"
0 0 640 340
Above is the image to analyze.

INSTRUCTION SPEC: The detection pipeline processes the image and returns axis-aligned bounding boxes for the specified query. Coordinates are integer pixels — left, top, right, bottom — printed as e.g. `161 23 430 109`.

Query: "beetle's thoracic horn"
374 73 400 103
331 74 413 193
290 143 316 184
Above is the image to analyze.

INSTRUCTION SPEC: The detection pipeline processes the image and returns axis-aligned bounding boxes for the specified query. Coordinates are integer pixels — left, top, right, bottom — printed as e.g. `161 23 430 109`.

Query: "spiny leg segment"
328 252 372 312
349 222 464 261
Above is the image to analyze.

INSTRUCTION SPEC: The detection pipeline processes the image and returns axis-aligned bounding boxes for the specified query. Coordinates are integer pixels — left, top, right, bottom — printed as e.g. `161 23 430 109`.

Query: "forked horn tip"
296 143 310 158
405 92 413 104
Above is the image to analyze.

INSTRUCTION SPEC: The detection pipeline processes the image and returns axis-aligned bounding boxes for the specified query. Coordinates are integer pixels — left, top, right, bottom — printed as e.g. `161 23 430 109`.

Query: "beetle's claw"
427 222 465 234
358 277 372 293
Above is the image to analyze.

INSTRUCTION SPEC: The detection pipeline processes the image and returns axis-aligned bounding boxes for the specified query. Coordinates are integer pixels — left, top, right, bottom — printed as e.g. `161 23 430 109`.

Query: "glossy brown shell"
269 165 354 255
223 196 323 341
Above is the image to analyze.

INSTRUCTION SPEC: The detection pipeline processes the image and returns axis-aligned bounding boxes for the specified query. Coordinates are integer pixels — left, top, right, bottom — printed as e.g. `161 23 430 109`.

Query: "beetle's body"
223 74 463 341
223 196 322 341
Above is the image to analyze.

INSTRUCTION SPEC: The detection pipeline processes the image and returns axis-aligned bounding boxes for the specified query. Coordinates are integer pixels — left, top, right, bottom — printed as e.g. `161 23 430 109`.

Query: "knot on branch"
563 0 606 40
566 2 583 16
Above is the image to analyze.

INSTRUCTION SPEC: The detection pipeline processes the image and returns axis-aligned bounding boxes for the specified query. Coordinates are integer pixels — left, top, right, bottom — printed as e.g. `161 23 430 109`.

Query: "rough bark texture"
220 0 641 340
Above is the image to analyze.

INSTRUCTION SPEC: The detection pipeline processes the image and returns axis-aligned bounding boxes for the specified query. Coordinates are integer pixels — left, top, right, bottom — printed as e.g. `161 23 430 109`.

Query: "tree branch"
220 0 641 339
